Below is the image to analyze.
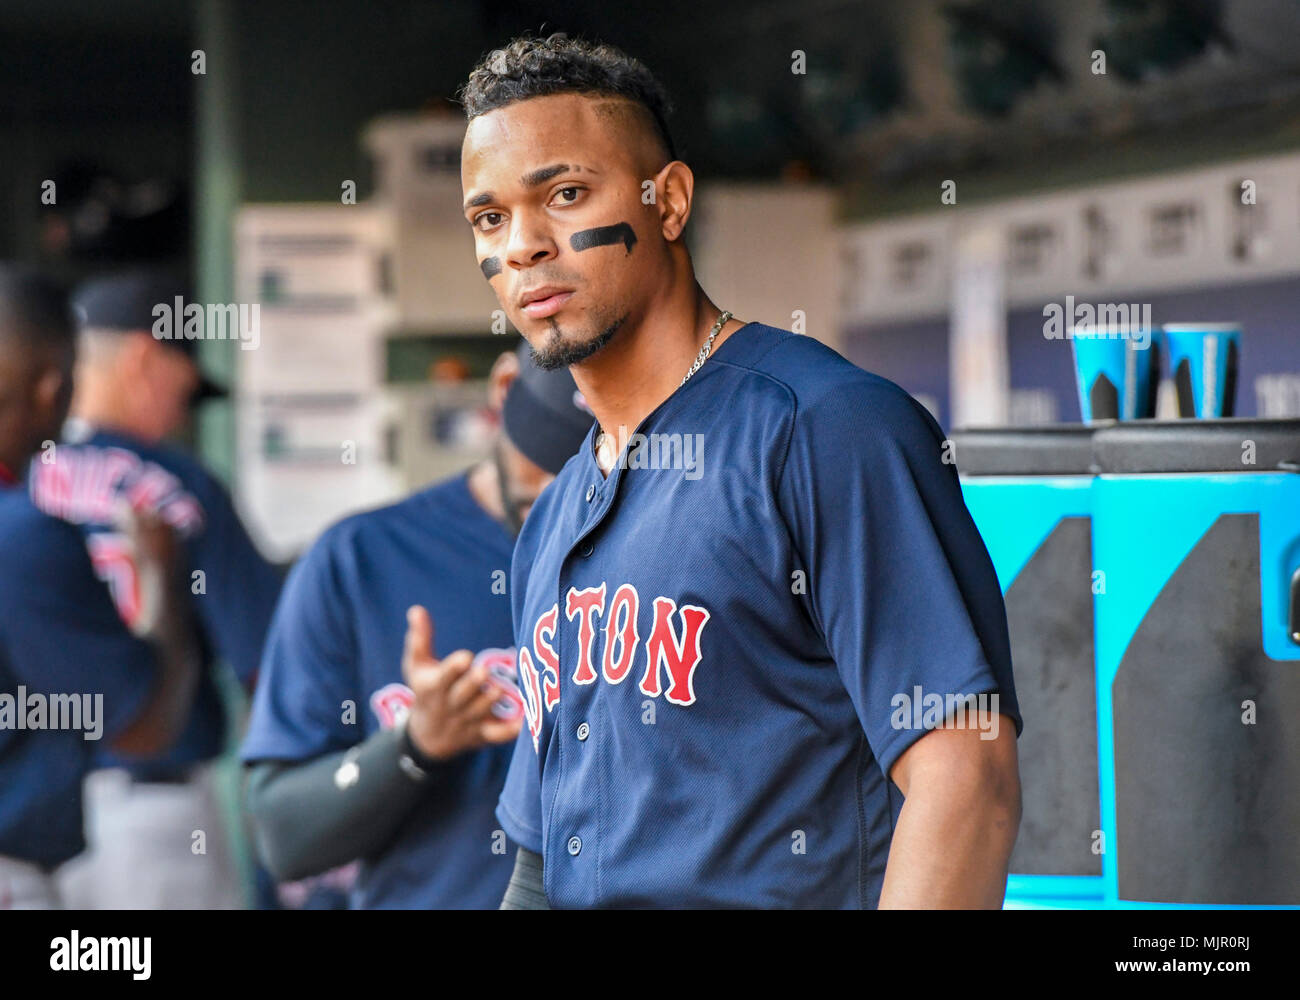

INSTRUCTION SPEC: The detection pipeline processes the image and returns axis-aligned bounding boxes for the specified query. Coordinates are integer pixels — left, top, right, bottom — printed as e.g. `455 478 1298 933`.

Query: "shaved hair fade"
457 32 678 167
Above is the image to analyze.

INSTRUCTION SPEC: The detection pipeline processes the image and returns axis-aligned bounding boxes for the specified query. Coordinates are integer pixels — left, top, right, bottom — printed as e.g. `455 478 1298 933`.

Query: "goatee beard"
530 314 628 371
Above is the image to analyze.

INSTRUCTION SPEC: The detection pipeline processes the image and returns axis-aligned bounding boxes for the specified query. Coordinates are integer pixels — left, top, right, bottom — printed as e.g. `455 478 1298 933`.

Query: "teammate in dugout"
29 270 282 910
458 35 1024 909
240 342 592 909
0 267 198 909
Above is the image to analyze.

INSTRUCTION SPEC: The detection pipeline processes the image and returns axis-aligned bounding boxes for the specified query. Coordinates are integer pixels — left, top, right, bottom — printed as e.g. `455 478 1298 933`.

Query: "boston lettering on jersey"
517 589 709 750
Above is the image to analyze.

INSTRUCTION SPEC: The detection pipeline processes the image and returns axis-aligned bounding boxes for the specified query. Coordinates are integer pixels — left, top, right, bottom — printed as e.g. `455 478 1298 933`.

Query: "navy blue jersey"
28 427 281 778
240 474 520 909
496 322 1022 908
0 485 156 867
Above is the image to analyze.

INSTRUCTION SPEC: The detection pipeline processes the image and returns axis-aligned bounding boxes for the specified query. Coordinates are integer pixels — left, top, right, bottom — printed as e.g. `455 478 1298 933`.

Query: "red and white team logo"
476 648 524 721
370 683 414 729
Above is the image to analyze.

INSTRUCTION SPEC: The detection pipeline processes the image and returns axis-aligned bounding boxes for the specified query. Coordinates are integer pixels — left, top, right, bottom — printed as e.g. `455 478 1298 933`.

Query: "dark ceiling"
2 0 1299 205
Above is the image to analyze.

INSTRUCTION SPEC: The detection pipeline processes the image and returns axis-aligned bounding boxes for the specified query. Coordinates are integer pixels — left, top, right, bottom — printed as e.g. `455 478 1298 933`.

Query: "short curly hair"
457 32 678 165
0 265 74 355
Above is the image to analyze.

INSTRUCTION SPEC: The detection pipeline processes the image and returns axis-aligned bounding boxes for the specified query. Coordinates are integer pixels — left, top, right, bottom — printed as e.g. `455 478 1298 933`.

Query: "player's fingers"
401 609 435 689
430 648 475 693
458 685 502 722
479 716 524 745
445 659 490 708
405 605 434 660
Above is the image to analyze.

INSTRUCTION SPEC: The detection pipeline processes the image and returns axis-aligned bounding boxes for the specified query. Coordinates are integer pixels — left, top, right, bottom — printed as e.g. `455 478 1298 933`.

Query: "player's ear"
32 361 72 437
488 349 519 414
657 159 695 243
120 330 155 378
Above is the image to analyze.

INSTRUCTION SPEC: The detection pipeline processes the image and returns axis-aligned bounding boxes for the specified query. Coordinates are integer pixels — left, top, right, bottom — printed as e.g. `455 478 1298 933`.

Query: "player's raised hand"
115 499 187 639
109 501 200 754
402 604 522 761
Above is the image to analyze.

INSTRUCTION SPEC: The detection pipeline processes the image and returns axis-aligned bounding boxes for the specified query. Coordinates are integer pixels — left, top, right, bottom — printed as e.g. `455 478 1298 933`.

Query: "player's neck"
571 289 743 470
466 458 505 524
70 385 154 442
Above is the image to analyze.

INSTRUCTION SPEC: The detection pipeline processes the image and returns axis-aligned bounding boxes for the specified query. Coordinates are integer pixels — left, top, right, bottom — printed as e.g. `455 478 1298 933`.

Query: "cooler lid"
1093 418 1300 473
950 426 1098 476
952 419 1300 476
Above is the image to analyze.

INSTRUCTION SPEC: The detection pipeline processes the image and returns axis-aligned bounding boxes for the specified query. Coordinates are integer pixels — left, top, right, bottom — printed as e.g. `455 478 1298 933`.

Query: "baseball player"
240 342 592 909
458 35 1023 909
28 270 282 909
0 266 197 908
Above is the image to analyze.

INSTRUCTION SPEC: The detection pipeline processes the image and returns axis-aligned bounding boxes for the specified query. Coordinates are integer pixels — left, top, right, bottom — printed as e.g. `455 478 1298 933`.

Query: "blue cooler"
1091 419 1300 908
955 427 1106 908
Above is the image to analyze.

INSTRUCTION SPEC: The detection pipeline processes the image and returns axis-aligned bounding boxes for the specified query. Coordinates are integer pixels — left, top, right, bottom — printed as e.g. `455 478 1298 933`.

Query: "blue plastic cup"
1070 326 1161 422
1162 324 1242 419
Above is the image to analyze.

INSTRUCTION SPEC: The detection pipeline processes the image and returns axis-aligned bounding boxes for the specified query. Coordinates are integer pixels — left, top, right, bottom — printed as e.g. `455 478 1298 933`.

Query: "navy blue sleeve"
186 467 282 686
777 374 1021 781
496 724 544 853
494 506 549 852
0 509 155 741
239 531 359 763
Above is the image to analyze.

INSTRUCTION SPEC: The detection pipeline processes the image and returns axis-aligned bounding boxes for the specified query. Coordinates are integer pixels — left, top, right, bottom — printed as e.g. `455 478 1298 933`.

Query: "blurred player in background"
28 270 282 909
241 341 591 908
0 266 197 909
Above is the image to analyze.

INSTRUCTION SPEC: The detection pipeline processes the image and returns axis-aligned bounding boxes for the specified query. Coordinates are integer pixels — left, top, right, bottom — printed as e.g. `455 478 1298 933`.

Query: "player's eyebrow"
463 164 599 213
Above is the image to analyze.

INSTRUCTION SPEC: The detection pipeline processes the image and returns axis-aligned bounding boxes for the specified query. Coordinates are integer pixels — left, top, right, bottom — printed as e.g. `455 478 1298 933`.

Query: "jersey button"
576 722 590 741
585 485 595 502
580 541 594 557
567 836 582 857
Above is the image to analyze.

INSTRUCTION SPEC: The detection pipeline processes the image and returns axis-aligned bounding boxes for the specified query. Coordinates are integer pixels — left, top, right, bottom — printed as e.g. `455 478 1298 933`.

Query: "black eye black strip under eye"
570 223 636 254
480 257 502 279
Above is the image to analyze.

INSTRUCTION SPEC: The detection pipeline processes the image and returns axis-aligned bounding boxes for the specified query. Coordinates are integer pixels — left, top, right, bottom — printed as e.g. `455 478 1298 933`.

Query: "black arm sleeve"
500 846 549 909
243 723 445 882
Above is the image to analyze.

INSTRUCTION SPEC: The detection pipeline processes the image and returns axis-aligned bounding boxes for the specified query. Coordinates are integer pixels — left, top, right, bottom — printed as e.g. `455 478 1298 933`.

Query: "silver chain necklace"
596 310 732 471
679 309 733 388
